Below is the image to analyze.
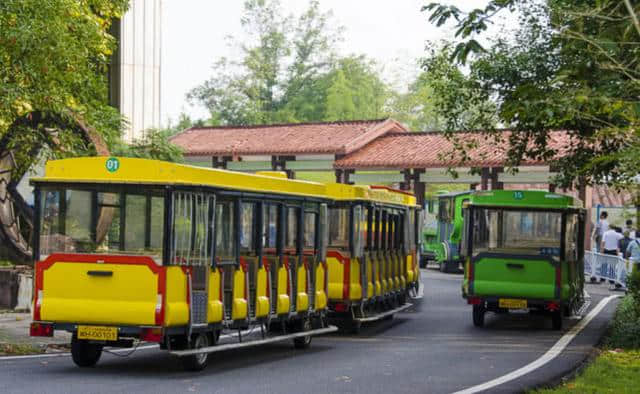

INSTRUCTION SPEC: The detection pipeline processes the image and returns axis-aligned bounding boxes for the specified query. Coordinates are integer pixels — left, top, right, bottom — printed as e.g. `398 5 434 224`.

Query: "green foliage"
189 0 389 125
113 129 183 163
605 296 640 349
423 1 640 190
0 0 128 146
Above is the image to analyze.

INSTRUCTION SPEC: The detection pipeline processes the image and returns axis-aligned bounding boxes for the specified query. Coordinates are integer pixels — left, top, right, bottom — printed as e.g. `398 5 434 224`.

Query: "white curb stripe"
453 294 621 394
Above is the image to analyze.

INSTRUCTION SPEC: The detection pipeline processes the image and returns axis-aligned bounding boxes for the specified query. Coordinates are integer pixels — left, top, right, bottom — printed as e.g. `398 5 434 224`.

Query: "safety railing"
584 250 639 290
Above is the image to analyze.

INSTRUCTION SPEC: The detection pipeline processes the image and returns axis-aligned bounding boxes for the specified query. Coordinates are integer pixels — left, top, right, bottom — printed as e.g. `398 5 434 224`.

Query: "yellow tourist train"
29 157 421 370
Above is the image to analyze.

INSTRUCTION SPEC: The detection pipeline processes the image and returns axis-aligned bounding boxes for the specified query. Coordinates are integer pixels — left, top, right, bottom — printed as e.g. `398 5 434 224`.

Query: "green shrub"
627 268 640 306
606 296 640 349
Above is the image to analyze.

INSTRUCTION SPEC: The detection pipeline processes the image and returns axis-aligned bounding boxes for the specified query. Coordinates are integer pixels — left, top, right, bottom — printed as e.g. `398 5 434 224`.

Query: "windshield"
38 187 165 262
471 208 562 260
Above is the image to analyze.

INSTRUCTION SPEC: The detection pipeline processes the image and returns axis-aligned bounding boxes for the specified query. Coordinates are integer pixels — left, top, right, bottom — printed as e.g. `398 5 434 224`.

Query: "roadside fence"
584 250 638 290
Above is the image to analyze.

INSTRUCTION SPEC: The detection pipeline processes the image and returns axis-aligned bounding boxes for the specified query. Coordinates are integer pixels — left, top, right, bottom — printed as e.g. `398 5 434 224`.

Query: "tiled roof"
170 119 407 157
334 130 572 169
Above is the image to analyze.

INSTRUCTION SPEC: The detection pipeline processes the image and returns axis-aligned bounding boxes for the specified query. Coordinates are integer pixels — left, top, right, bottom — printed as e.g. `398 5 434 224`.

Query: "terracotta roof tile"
334 130 573 169
170 119 407 157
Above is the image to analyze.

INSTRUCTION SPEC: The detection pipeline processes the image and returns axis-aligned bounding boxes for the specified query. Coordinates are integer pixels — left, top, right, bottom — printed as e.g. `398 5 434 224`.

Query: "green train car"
461 190 586 330
421 191 471 272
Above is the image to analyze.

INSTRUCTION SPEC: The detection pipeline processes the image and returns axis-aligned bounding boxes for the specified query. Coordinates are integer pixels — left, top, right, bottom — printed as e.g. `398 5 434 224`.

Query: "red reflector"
468 297 482 305
140 328 163 343
545 301 560 311
334 303 348 313
30 322 53 337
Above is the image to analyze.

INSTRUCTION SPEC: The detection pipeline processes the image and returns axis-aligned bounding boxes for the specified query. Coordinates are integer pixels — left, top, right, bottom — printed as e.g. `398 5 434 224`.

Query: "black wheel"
472 305 485 327
71 337 103 368
351 319 362 334
439 261 447 273
293 318 313 349
181 333 210 371
563 304 572 317
551 311 563 330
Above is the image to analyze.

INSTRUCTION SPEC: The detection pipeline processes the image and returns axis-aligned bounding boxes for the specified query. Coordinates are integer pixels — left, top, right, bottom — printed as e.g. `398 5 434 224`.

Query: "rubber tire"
552 311 563 330
351 320 362 334
293 318 313 349
439 261 448 273
181 333 210 372
71 337 103 368
472 305 485 328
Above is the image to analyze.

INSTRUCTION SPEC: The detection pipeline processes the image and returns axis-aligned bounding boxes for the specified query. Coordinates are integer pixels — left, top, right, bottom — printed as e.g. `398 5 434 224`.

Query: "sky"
160 0 509 126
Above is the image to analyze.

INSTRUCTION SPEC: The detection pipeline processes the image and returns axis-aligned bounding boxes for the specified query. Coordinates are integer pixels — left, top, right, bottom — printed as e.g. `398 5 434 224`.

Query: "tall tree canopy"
424 1 640 190
188 0 390 125
0 0 128 150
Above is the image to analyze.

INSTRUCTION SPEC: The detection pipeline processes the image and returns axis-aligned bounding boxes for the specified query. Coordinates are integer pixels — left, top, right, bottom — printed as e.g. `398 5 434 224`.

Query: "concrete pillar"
400 169 412 191
490 167 504 190
481 167 490 190
334 169 344 183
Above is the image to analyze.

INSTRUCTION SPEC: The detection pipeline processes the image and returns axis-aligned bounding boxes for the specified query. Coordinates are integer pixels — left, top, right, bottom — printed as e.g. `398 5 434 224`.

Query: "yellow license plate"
77 325 118 341
499 298 528 309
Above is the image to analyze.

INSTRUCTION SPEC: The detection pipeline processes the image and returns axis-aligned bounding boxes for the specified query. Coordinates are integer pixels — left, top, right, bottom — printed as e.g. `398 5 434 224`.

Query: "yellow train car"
29 157 421 369
30 157 336 370
325 184 421 333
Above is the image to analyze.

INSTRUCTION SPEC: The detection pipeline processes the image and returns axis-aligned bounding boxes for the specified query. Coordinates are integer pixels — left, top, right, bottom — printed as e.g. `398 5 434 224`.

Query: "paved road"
0 270 618 394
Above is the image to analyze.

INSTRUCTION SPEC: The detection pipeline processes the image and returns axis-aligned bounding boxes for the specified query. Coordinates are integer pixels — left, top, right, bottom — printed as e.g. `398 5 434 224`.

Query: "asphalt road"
0 269 619 394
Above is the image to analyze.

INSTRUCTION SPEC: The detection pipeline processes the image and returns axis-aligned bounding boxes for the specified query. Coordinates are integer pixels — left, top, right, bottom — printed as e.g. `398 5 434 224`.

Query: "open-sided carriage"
30 158 335 370
325 184 421 333
461 190 586 330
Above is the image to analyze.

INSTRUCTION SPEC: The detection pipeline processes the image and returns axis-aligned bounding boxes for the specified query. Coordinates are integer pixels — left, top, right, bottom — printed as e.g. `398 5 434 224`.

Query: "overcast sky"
161 1 509 126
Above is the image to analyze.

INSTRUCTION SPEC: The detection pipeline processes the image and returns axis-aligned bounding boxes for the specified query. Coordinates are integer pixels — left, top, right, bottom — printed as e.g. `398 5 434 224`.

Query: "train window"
215 200 236 262
172 192 212 266
286 207 298 250
240 202 257 254
438 199 451 222
329 207 349 249
304 212 316 249
38 187 164 263
262 204 278 249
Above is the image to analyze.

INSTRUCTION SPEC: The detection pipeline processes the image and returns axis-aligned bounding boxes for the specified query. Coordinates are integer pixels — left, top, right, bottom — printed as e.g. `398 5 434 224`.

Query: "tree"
0 0 129 161
423 1 640 190
188 0 390 125
390 45 497 132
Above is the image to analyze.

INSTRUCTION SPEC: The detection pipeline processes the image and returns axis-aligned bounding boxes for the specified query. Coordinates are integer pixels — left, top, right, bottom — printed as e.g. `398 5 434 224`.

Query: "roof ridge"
378 129 569 137
183 118 390 132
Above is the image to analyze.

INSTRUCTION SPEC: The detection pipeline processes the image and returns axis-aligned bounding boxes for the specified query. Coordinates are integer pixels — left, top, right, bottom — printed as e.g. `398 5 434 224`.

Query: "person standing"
624 219 636 239
593 211 609 252
626 237 640 260
619 230 633 256
601 225 623 255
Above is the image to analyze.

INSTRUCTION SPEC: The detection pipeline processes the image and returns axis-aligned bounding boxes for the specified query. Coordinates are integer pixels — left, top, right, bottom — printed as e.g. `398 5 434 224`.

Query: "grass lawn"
533 350 640 394
533 295 640 394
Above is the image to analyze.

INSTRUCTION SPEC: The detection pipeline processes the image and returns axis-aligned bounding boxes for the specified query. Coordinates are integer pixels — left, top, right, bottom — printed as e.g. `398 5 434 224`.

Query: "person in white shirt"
593 211 609 252
624 219 636 239
602 226 623 255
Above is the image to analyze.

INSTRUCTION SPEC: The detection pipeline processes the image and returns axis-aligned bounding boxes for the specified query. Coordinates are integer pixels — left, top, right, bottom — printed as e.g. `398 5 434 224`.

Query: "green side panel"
472 256 557 299
470 190 579 209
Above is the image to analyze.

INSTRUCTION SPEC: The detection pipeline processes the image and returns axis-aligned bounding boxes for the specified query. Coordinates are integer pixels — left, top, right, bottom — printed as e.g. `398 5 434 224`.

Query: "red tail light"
467 297 482 305
140 327 163 342
545 301 560 311
30 322 53 337
333 303 348 313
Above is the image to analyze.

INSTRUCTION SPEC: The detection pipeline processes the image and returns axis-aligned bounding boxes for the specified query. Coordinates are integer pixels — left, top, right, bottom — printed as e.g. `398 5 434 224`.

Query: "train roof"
469 190 583 209
31 157 417 207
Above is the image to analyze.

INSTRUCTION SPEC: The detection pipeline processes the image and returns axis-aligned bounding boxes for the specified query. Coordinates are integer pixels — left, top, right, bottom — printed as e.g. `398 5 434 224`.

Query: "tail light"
140 327 163 342
30 322 53 337
467 297 482 305
333 303 348 313
545 301 560 311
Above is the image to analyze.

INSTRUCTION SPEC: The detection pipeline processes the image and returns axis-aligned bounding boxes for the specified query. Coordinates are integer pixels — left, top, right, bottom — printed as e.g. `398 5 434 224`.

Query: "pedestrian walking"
619 230 632 256
593 211 609 252
602 225 622 255
624 219 636 239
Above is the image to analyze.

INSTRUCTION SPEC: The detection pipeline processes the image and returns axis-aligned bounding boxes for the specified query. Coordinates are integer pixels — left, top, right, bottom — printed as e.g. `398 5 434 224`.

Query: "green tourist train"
421 191 471 273
460 190 586 330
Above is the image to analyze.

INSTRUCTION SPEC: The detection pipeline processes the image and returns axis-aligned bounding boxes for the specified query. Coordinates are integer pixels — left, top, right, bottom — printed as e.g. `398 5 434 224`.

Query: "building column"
211 156 230 169
400 169 412 191
335 169 344 183
481 167 490 190
490 167 504 190
411 169 425 207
